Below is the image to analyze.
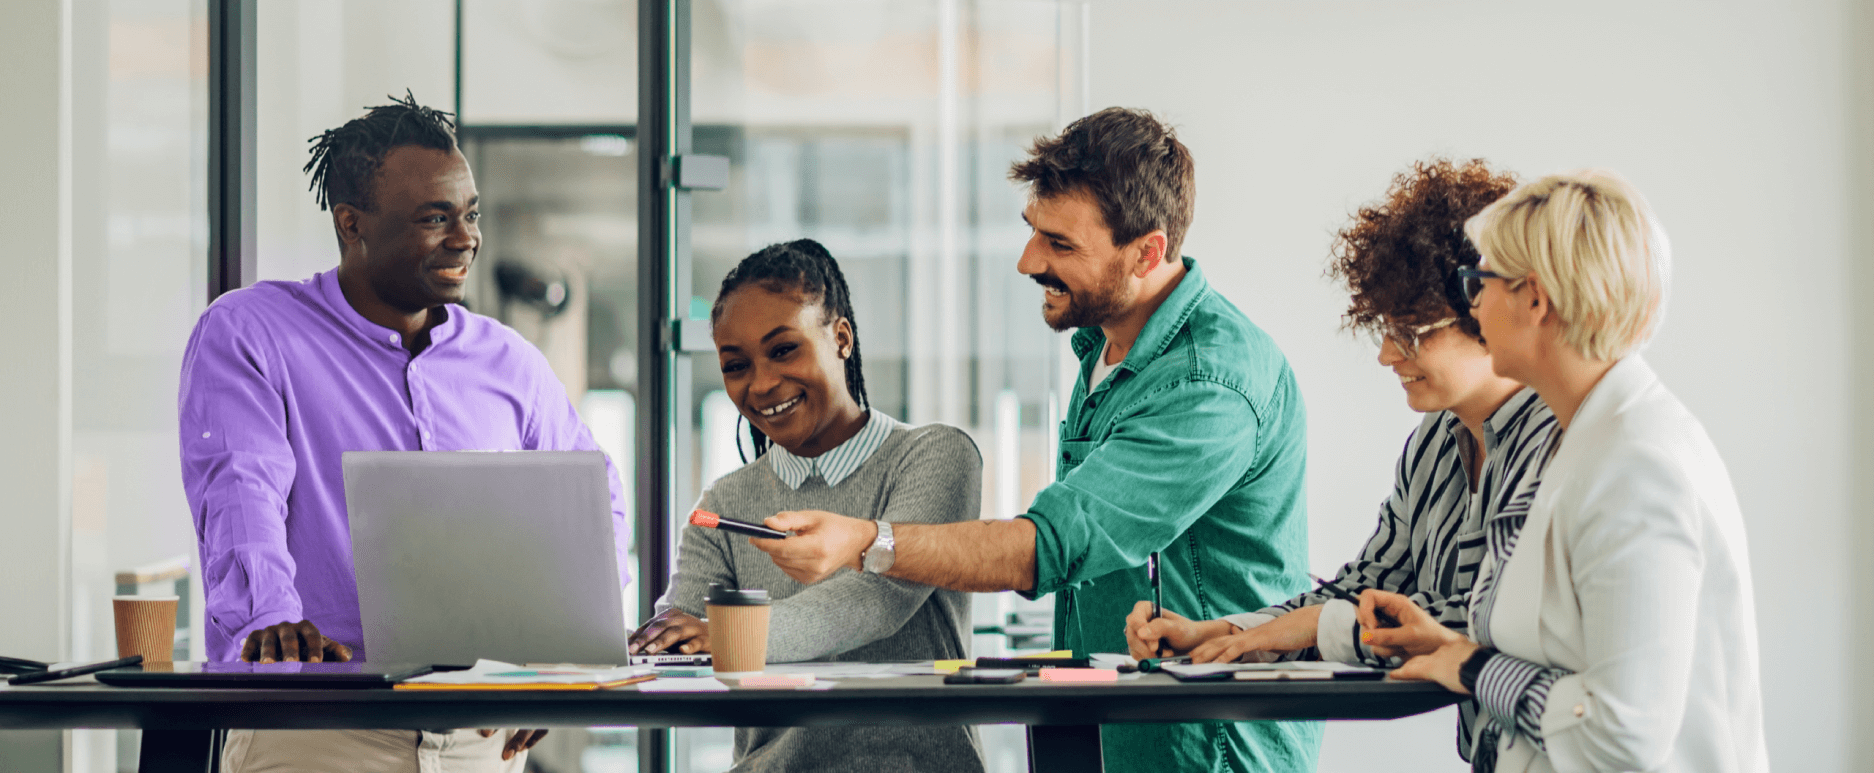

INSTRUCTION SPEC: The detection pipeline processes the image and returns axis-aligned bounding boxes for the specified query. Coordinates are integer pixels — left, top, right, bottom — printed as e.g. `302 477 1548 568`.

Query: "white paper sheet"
636 677 731 692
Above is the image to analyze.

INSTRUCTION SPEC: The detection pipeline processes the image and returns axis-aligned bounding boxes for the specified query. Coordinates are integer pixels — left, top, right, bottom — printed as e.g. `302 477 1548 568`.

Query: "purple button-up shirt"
179 269 630 662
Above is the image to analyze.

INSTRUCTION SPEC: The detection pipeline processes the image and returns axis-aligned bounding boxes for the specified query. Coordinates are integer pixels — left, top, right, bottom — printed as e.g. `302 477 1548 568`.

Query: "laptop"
343 451 632 666
95 661 433 689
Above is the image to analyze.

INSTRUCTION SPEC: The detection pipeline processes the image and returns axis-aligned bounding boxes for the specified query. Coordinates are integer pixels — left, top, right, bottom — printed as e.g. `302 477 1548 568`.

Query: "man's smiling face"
1015 191 1136 332
348 145 481 313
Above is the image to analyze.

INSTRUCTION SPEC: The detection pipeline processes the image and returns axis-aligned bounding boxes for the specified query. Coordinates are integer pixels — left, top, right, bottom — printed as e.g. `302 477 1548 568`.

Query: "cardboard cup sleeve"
113 595 178 662
706 604 771 674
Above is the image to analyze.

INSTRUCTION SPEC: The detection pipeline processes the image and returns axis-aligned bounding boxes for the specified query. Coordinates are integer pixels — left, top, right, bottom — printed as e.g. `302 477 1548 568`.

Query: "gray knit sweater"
656 417 986 773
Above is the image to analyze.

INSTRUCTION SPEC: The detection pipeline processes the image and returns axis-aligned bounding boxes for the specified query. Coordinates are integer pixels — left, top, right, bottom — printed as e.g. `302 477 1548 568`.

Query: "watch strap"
861 520 895 574
1458 645 1499 693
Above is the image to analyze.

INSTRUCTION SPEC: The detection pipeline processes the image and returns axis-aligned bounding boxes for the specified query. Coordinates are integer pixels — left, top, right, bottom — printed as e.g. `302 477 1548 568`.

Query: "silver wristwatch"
861 521 896 574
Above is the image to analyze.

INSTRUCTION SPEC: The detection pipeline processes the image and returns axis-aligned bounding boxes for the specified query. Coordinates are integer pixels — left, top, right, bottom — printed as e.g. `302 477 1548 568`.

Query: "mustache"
1031 272 1068 293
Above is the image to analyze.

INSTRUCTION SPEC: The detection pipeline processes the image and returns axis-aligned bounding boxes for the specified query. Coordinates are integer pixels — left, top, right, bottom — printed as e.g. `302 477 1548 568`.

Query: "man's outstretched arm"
754 512 1038 593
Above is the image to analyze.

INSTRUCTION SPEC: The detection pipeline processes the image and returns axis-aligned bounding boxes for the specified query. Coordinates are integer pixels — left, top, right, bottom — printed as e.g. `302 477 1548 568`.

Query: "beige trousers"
220 729 530 773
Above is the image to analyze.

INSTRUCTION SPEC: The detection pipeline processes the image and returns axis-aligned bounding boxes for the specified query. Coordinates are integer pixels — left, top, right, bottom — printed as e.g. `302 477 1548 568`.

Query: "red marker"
689 510 791 540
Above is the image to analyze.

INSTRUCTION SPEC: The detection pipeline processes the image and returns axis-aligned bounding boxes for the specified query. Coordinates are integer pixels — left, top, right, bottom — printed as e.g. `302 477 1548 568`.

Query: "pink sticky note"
737 674 816 688
1038 668 1118 683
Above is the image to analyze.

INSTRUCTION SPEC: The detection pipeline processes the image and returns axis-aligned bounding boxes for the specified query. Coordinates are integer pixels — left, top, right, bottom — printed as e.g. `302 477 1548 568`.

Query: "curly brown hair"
1328 157 1519 342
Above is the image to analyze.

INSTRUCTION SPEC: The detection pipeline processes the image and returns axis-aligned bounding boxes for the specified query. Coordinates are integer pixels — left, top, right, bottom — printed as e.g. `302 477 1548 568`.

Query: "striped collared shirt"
1228 387 1556 762
1467 429 1569 772
767 408 896 489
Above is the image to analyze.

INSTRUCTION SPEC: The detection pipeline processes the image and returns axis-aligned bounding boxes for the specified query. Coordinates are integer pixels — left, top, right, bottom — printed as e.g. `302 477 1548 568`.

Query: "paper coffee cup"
113 595 178 663
705 584 771 675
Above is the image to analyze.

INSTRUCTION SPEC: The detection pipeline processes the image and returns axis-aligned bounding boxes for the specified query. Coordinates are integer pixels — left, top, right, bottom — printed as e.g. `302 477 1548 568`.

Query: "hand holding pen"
1355 587 1467 661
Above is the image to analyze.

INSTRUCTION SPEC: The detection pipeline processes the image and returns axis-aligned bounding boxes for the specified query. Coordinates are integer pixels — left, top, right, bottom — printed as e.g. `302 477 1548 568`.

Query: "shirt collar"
1439 386 1542 455
1070 256 1210 372
314 268 461 353
767 408 897 490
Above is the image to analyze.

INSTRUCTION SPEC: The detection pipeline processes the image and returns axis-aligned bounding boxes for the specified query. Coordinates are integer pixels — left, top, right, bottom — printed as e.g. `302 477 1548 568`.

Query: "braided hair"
710 239 869 461
304 90 458 212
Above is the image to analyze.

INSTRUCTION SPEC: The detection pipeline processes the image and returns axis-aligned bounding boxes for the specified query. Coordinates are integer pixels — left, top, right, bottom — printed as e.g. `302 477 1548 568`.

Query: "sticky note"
933 660 974 674
737 673 816 688
1038 668 1118 683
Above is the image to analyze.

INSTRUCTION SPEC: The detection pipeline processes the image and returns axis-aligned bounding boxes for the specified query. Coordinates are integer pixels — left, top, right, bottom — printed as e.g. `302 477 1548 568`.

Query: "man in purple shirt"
178 95 628 771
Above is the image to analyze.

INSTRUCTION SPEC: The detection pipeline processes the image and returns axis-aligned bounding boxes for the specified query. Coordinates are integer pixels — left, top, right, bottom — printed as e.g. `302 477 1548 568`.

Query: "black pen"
7 655 143 686
690 510 790 540
1149 552 1169 657
1309 573 1398 628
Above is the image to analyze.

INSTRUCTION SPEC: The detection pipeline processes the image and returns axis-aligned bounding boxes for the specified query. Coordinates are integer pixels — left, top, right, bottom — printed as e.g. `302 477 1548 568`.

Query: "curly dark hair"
1328 157 1520 343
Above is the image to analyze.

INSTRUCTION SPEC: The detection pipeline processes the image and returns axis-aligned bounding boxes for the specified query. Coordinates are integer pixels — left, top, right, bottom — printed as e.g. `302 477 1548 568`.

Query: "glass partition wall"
680 3 1084 769
80 2 1085 771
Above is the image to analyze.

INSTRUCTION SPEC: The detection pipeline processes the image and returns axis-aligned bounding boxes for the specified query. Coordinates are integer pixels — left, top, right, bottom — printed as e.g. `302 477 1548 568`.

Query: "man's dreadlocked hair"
710 239 869 461
304 90 458 212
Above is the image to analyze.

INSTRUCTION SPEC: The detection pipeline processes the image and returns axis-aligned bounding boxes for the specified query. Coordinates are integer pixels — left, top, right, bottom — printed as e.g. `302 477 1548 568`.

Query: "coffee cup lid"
706 584 770 606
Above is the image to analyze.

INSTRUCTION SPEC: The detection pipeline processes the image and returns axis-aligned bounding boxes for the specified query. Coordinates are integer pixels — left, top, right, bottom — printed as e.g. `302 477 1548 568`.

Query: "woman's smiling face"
1377 324 1501 415
712 285 856 457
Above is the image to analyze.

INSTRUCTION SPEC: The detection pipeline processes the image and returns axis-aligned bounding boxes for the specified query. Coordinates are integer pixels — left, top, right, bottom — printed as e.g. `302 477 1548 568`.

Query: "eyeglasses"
1455 266 1526 307
1367 317 1458 358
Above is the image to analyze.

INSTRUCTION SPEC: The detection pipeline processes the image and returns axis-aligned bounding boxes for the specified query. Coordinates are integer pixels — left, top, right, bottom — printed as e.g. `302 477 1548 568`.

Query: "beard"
1035 257 1134 332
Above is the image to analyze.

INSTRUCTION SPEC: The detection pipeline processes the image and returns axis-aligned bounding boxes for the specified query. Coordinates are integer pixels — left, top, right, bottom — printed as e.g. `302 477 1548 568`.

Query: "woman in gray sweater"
628 239 987 773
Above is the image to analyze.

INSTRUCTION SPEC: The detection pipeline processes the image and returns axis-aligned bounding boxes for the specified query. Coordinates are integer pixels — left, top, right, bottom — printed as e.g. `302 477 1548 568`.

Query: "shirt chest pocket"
1057 439 1097 478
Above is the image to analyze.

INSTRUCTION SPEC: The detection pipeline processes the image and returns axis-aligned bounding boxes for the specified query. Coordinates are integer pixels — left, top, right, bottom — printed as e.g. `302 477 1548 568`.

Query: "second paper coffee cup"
706 584 771 674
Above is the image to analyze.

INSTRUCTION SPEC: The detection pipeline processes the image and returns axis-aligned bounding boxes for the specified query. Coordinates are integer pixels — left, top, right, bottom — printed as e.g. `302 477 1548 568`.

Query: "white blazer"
1481 357 1767 773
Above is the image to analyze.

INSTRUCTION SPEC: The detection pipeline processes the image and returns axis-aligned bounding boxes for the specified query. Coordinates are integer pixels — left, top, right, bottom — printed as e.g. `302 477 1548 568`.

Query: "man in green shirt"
757 107 1319 772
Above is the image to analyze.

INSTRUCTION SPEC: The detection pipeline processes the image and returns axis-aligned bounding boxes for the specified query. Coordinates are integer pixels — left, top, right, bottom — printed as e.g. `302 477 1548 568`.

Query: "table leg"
138 729 217 773
1026 725 1103 773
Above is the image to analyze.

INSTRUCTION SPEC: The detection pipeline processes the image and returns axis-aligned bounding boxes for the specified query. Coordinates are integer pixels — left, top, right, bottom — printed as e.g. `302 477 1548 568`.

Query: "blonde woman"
1361 170 1767 773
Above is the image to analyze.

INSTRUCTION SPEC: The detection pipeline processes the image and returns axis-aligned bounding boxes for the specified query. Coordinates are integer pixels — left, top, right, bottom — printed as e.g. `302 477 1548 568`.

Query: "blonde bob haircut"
1464 169 1671 361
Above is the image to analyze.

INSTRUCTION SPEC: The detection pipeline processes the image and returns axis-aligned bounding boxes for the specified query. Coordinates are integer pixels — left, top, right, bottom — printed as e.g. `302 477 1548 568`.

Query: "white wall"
0 0 72 768
1090 1 1858 770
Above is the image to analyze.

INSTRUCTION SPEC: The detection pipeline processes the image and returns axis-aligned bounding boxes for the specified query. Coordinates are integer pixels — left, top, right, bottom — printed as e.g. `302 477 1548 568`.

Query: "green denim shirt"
1021 258 1321 773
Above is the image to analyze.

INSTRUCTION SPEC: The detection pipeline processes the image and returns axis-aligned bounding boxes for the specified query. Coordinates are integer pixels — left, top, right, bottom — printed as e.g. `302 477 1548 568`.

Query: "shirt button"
388 333 398 344
1573 704 1585 718
423 431 433 441
201 431 211 439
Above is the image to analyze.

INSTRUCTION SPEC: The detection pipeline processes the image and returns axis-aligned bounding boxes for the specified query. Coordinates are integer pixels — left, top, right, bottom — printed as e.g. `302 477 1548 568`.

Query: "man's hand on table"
751 510 878 584
240 620 353 663
629 608 710 655
479 728 549 760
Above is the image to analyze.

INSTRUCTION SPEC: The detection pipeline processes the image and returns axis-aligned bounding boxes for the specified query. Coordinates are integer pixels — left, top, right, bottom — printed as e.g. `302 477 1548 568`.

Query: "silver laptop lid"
344 451 628 665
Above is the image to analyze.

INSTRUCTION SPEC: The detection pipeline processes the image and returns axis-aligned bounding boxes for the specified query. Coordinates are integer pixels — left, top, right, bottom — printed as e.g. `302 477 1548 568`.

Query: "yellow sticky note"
1015 650 1074 659
933 660 973 674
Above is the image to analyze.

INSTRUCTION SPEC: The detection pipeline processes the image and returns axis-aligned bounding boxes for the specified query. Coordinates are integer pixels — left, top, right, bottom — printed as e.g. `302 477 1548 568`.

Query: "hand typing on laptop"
628 608 709 655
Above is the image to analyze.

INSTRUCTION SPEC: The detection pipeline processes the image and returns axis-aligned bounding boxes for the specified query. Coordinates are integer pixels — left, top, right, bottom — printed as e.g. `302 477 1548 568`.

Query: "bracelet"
1458 645 1498 693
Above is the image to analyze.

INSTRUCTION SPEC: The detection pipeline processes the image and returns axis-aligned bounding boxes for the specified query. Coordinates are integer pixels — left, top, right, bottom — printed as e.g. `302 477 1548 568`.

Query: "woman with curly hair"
1124 157 1554 765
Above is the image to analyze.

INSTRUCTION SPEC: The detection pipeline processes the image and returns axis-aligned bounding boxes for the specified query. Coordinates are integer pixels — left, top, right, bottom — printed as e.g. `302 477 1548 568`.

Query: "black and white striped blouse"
1225 387 1556 762
1467 428 1569 772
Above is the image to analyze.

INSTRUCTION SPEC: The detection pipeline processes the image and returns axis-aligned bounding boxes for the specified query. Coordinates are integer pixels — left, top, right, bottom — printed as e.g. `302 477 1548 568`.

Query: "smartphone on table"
944 667 1026 685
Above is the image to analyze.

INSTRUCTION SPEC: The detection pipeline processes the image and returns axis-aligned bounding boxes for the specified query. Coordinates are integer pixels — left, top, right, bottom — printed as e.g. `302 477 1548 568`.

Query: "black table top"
0 671 1461 731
